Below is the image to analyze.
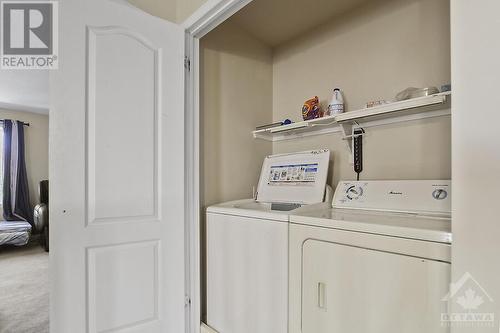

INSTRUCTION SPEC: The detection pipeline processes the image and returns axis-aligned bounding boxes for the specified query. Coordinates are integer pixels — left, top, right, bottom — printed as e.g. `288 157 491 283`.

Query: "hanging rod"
0 120 30 126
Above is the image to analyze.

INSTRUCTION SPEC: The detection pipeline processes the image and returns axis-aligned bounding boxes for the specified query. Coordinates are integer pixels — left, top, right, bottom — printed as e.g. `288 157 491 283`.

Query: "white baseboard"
201 322 218 333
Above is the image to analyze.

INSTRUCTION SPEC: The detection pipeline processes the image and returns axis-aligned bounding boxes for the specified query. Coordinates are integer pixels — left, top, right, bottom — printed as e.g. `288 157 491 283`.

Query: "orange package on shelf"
302 96 323 120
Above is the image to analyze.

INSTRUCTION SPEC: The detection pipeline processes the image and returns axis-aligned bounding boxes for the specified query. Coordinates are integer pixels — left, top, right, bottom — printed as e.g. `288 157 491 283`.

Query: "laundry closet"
201 0 450 207
200 0 451 331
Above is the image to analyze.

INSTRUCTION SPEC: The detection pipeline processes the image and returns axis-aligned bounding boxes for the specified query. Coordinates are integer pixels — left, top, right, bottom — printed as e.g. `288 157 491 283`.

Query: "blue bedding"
0 221 32 246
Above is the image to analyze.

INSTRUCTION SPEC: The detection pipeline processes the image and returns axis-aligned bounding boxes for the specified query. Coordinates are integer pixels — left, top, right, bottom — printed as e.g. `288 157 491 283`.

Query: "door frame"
182 0 253 332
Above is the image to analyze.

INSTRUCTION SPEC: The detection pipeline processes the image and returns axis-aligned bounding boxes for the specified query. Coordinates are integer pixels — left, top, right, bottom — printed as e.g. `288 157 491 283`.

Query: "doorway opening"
0 70 49 333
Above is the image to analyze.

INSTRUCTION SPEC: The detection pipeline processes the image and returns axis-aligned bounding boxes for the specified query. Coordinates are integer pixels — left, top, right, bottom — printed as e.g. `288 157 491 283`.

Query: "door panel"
289 223 451 333
87 27 159 224
50 1 185 332
302 240 450 333
88 241 159 332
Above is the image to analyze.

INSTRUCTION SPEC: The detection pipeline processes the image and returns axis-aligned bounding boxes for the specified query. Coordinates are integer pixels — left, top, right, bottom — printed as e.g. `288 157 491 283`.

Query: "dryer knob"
432 189 448 200
346 185 363 200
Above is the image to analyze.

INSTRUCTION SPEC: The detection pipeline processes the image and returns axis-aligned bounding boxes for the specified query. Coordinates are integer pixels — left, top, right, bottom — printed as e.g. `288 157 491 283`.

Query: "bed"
0 221 32 246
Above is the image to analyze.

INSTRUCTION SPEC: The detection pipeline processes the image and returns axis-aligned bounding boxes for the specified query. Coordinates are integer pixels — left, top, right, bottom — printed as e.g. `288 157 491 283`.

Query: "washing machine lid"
290 207 451 243
207 199 292 222
256 150 330 205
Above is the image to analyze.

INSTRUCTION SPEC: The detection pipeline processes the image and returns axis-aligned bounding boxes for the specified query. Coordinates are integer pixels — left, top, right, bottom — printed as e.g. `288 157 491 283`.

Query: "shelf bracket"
339 122 353 156
339 122 365 164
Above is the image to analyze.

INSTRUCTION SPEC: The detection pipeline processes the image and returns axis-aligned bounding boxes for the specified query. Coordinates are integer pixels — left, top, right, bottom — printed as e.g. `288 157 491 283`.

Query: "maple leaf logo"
456 288 484 311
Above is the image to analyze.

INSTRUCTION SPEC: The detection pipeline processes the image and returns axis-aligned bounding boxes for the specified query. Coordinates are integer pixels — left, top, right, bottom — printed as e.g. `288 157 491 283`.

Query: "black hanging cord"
353 122 365 181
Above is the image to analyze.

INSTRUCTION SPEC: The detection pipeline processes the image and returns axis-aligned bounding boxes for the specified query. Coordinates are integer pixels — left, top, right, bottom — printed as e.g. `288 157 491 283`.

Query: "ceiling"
229 0 370 47
0 70 49 114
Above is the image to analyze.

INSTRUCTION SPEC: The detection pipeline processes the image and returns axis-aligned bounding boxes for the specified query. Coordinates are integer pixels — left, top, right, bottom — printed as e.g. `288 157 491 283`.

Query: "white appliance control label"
257 149 330 205
268 163 319 186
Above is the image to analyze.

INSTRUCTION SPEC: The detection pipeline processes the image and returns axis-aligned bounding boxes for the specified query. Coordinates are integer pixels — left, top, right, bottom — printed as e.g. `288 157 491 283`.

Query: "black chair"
34 180 49 252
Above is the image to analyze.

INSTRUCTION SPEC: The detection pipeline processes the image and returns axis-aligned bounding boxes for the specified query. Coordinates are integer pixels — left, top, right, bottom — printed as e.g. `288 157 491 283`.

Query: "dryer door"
302 239 450 333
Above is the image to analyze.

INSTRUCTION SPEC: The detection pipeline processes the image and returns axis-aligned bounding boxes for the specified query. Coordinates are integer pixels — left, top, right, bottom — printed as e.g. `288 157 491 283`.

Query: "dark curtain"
3 120 32 224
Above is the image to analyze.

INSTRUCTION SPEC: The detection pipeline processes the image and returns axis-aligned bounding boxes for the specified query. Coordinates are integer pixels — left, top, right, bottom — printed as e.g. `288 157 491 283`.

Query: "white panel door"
302 240 450 333
50 1 185 332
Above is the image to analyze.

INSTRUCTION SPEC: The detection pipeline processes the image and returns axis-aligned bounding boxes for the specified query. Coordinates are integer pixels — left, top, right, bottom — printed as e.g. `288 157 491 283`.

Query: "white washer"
288 180 452 333
206 150 331 333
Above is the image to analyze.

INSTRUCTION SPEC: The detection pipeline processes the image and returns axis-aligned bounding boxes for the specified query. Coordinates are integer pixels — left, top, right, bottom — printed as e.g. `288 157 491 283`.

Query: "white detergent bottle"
327 88 344 115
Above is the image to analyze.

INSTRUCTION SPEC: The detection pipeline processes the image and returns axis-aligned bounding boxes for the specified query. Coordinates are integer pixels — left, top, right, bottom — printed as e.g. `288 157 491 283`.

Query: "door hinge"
184 56 191 71
185 294 191 307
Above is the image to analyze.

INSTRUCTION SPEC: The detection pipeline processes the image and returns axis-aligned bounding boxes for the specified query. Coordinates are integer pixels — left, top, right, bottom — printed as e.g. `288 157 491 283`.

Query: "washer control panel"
333 180 451 215
345 185 364 201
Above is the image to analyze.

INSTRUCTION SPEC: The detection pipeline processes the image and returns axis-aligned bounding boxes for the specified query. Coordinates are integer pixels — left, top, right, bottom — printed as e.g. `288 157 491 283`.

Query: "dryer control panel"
333 180 451 216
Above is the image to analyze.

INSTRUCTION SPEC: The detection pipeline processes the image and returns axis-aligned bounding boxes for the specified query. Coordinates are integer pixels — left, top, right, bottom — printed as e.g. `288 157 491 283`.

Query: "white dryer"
206 150 331 333
288 180 452 333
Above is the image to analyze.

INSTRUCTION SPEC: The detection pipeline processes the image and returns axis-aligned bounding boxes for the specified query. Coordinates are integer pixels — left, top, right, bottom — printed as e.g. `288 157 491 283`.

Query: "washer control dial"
346 185 364 200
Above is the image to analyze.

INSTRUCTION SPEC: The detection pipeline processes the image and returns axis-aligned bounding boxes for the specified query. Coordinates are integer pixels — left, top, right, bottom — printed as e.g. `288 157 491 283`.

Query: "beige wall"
127 0 207 23
177 0 207 22
127 0 177 22
451 1 500 330
200 21 273 208
272 0 451 187
274 117 451 188
0 110 49 209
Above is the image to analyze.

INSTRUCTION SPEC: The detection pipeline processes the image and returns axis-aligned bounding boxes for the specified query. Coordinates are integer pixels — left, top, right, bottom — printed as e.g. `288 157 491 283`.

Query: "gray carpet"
0 241 49 333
